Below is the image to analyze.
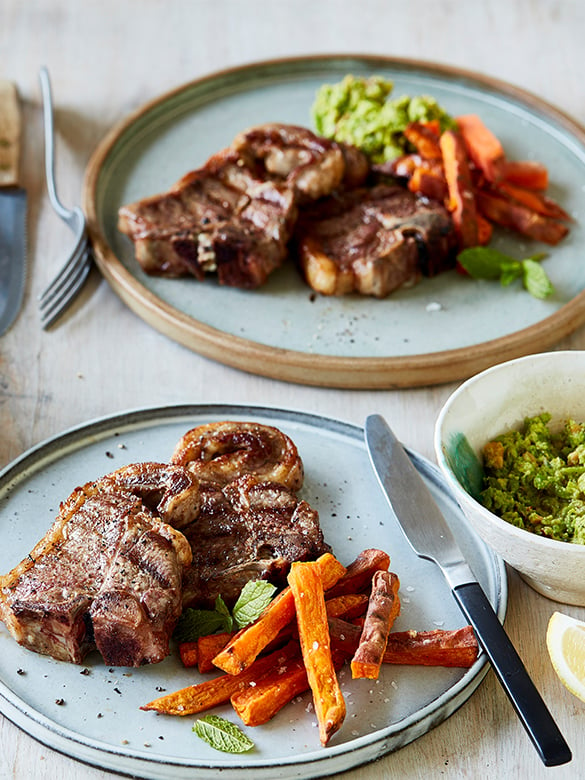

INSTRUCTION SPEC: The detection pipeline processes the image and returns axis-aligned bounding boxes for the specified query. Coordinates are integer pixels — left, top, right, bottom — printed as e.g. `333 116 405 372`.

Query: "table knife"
0 80 27 335
364 413 571 768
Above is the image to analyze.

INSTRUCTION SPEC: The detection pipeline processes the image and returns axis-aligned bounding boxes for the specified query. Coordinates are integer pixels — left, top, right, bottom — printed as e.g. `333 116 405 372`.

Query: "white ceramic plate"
0 405 506 778
84 56 585 388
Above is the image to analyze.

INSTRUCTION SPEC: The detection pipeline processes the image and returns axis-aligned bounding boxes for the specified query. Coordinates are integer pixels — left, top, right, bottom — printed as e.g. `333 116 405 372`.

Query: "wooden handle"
0 80 21 187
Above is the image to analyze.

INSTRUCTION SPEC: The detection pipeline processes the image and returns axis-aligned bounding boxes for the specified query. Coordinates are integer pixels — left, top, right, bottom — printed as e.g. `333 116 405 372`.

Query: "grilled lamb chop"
0 464 196 666
179 474 330 609
170 420 304 490
118 124 368 288
295 184 457 297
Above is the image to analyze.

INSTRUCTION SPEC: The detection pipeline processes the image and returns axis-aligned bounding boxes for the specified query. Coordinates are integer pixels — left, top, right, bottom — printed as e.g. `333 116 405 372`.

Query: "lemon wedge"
546 611 585 703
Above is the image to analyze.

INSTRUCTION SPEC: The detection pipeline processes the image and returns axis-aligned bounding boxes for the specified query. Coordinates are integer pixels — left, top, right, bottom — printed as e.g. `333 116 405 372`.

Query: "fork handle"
39 66 72 221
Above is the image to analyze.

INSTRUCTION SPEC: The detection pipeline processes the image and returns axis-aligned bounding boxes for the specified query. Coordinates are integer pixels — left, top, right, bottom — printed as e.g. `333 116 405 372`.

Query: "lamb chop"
117 124 368 288
0 463 197 666
179 475 331 609
170 421 328 608
295 184 457 297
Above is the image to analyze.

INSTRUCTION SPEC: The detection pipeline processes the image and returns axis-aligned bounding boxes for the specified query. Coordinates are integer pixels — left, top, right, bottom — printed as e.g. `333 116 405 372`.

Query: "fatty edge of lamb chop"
117 124 368 288
170 420 304 491
0 463 197 666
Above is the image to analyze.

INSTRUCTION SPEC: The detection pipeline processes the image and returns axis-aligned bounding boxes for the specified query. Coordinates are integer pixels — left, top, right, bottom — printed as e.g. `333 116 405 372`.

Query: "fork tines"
39 243 93 329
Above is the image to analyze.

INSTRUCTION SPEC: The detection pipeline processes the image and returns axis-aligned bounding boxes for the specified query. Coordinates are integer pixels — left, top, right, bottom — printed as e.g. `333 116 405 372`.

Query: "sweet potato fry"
178 641 199 668
325 549 390 598
213 552 346 676
351 571 400 679
196 632 235 673
383 626 479 667
195 593 366 674
456 113 505 182
502 159 549 190
142 641 300 716
231 654 309 726
440 129 479 249
404 121 443 160
288 560 345 746
407 162 448 202
231 648 346 727
328 618 479 668
475 189 569 245
325 593 369 620
496 181 571 221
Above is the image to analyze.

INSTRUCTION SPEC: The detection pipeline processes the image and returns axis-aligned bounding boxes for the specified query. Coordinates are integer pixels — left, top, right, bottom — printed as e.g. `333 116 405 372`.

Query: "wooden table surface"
2 1 585 777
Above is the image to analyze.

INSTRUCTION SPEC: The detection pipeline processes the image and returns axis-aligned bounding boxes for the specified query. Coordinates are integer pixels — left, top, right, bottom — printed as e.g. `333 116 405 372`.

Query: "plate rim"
0 402 507 778
83 54 585 389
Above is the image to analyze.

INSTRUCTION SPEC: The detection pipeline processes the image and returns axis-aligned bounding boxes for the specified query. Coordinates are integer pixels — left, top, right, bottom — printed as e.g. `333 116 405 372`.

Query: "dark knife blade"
364 413 571 768
0 80 27 335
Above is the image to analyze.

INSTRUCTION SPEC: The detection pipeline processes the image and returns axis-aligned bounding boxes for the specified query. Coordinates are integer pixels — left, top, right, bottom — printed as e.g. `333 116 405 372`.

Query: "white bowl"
434 350 585 606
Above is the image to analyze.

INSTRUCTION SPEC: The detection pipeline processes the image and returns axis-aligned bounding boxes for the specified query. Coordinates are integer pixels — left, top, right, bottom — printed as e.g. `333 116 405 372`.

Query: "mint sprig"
174 580 277 643
193 714 255 753
232 580 277 628
173 596 233 642
457 247 554 299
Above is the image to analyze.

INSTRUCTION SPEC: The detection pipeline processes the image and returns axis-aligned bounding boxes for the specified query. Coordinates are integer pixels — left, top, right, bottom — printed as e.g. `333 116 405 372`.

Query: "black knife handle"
453 582 571 767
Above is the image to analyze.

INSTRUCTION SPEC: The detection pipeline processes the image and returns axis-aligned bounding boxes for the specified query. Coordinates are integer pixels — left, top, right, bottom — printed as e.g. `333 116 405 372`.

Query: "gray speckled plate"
0 405 506 779
84 56 585 388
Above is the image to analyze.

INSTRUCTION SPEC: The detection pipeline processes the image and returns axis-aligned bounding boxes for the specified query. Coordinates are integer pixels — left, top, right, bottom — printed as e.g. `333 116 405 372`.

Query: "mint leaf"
522 258 555 299
456 247 554 299
457 247 515 280
232 580 277 629
214 595 234 631
193 715 255 753
173 603 233 643
174 583 276 642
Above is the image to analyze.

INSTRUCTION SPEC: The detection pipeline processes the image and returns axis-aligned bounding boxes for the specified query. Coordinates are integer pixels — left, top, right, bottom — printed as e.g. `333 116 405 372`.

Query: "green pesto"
480 413 585 544
311 74 455 163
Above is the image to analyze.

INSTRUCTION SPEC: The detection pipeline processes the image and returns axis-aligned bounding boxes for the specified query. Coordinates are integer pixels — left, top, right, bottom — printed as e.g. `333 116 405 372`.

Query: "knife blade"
364 413 571 768
0 80 27 335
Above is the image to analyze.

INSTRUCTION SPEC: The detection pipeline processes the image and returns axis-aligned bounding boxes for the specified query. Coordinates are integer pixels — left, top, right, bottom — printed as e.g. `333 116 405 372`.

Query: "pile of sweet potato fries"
142 549 479 747
388 114 571 253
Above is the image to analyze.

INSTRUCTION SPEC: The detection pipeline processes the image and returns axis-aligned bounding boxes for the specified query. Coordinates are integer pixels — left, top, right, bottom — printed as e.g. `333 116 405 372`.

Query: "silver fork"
38 66 92 329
